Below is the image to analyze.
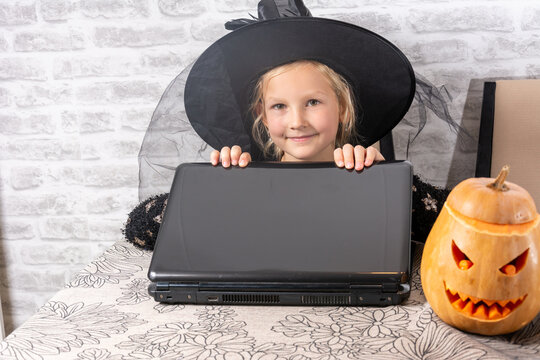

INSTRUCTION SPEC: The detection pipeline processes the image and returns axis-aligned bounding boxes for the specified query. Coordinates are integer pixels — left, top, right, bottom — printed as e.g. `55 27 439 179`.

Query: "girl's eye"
307 99 320 106
271 104 285 110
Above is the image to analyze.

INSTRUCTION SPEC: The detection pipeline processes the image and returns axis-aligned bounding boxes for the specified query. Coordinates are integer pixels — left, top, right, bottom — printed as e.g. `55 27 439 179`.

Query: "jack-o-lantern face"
421 166 540 335
446 241 530 321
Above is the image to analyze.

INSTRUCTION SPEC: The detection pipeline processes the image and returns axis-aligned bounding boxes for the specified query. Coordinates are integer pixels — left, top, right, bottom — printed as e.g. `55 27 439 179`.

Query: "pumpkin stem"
488 165 510 191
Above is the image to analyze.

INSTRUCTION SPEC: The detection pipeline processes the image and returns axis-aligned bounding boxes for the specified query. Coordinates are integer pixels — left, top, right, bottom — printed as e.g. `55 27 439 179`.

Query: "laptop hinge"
350 283 399 292
156 282 170 291
382 282 399 293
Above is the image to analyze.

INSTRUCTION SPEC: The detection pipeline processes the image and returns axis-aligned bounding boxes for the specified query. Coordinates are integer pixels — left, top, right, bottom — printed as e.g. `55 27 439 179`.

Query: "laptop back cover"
148 161 412 296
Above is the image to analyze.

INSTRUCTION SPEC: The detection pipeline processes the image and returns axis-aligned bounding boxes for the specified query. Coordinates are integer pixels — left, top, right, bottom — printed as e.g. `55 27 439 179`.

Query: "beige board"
492 80 540 209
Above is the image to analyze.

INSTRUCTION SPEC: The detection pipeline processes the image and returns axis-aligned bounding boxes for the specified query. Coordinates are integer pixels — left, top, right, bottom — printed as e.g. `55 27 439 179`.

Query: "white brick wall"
0 0 539 334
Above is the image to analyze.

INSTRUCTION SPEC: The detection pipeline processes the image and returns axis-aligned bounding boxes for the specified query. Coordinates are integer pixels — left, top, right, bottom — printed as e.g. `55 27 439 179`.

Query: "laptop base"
149 282 410 306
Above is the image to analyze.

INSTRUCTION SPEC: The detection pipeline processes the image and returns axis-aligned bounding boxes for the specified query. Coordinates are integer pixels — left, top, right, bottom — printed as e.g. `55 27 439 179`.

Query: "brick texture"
0 2 37 26
14 28 86 52
80 0 150 19
0 87 9 106
408 6 514 32
0 113 55 135
40 0 74 21
1 0 540 335
93 26 188 47
522 7 540 30
158 0 207 16
0 57 47 80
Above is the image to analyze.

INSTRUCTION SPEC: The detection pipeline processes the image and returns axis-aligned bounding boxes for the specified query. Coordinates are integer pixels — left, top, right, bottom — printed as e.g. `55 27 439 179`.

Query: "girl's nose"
289 108 307 129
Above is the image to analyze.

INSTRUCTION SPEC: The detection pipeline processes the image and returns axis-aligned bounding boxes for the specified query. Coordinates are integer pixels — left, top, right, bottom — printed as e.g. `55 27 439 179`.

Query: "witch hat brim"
184 17 415 160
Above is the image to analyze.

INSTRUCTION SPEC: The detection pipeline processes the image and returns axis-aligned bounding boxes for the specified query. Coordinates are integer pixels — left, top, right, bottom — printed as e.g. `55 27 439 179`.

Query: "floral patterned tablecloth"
1 241 539 360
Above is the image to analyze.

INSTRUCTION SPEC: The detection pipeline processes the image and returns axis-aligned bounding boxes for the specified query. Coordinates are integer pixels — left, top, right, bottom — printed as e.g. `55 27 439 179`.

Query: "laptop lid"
148 161 412 287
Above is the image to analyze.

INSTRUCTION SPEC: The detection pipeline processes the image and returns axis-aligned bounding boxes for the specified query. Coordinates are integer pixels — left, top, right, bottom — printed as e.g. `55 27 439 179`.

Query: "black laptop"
148 161 412 306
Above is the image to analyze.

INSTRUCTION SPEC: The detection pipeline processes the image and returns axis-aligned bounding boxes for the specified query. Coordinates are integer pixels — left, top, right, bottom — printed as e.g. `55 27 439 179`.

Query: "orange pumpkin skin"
421 169 540 335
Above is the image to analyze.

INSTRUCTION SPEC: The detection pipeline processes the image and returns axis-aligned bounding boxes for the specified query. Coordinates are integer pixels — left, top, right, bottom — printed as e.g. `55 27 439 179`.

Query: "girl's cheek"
266 115 282 130
267 125 281 138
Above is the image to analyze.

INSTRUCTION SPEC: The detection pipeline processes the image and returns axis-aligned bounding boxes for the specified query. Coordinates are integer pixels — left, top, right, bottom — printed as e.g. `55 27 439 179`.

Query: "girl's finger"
220 146 231 167
230 145 242 165
365 146 385 166
239 152 252 167
364 146 376 166
334 148 344 167
354 145 365 170
210 150 220 166
342 144 354 169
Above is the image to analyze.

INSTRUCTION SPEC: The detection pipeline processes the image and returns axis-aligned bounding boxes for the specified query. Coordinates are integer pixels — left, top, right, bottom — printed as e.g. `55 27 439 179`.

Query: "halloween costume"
124 0 453 250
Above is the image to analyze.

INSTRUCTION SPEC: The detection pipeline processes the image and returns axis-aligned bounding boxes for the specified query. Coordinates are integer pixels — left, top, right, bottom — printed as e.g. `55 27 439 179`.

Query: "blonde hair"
250 60 358 160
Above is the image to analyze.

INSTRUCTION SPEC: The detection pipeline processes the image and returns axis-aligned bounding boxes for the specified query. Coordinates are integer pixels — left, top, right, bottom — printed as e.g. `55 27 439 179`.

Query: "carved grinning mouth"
444 282 527 320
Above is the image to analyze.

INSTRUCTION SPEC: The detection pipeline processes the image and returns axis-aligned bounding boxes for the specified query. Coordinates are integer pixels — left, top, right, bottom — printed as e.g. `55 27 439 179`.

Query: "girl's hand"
334 144 385 171
211 145 252 168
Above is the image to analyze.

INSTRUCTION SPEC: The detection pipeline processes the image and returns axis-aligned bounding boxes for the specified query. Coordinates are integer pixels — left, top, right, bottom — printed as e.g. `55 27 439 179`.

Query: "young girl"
125 0 451 250
210 60 385 171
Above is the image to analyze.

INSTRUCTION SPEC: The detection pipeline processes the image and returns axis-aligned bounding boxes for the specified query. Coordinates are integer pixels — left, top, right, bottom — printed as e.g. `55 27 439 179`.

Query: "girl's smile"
262 63 341 162
287 134 317 142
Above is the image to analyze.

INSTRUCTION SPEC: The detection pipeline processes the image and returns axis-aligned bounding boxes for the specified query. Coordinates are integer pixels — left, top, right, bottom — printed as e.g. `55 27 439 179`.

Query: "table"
1 241 539 360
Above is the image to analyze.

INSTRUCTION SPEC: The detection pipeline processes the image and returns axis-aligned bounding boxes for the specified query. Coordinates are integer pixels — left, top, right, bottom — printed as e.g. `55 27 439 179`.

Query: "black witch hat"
183 0 416 161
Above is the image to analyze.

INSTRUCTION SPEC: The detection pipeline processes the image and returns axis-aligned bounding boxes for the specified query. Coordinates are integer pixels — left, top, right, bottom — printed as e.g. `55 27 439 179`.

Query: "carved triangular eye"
499 248 529 275
452 240 473 270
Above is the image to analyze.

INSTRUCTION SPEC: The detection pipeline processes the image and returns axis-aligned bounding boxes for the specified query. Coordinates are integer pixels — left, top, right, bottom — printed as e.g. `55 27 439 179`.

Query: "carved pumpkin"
421 166 540 335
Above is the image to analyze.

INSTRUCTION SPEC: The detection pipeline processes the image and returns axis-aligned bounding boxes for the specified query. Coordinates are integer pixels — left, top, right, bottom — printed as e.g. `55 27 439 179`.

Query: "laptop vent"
301 295 351 305
222 294 280 304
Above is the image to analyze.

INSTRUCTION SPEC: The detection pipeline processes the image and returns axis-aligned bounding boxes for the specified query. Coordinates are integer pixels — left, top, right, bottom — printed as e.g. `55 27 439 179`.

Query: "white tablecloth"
1 241 539 359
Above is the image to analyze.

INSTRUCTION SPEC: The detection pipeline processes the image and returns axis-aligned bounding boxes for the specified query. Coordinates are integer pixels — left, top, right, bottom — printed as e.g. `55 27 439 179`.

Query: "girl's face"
262 63 340 162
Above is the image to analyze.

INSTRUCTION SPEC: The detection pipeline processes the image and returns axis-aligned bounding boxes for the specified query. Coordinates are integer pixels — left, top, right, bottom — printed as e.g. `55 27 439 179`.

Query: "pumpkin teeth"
509 298 519 305
473 303 488 320
451 298 467 310
463 300 475 316
444 282 527 321
488 304 503 320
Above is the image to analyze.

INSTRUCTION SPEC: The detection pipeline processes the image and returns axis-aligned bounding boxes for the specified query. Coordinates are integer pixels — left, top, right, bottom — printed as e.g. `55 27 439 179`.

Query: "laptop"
148 160 412 306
